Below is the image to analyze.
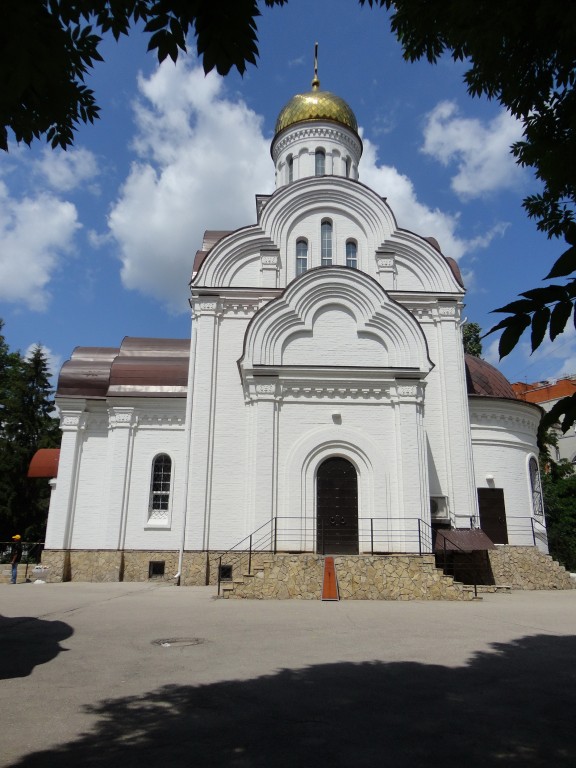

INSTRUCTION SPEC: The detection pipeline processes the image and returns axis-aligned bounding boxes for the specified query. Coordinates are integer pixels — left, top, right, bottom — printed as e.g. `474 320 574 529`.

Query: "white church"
40 67 568 596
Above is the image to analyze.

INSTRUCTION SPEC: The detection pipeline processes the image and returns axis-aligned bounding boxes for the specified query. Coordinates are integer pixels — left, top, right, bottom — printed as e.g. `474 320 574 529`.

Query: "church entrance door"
317 457 359 555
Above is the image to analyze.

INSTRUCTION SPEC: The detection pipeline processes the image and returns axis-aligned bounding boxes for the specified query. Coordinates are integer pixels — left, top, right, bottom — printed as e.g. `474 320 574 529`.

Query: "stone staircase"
219 553 476 600
487 546 576 591
0 563 45 584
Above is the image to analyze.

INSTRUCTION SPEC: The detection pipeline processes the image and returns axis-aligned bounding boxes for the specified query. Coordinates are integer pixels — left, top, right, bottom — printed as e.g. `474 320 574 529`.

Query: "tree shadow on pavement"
11 633 576 767
0 615 73 680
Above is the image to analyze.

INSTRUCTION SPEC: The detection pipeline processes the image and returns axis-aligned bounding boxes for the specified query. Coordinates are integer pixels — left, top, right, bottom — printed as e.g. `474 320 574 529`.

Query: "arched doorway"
317 457 358 554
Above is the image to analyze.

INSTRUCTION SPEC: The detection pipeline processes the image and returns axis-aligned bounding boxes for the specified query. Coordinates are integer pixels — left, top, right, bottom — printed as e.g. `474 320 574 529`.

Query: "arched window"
345 157 351 178
287 155 294 183
296 239 308 276
346 240 358 269
321 221 332 266
315 149 326 176
149 454 172 522
529 457 544 518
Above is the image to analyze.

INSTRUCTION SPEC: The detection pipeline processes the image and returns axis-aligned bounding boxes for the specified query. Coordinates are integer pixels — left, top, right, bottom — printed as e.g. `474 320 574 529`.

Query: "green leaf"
492 298 539 314
530 306 551 351
498 314 531 358
521 285 569 305
550 300 574 340
544 245 576 279
483 315 521 337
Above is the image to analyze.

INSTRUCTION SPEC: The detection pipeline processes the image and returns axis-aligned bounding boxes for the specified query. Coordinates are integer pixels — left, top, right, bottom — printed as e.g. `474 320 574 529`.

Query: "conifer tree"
0 325 60 541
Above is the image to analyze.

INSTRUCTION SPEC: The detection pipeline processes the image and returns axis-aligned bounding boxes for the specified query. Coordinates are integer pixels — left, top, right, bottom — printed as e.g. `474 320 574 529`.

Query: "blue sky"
1 0 574 386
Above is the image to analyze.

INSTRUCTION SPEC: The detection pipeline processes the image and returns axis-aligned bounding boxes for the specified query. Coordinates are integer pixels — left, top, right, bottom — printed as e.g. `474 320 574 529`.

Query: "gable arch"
240 266 433 372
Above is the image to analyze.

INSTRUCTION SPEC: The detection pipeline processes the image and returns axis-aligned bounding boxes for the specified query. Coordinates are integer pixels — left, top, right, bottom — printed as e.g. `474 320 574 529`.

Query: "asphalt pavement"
2 582 576 767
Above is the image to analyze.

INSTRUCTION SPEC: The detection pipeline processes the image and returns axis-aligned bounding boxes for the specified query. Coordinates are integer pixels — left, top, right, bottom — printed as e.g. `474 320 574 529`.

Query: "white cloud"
421 101 524 199
108 62 509 310
108 59 274 310
360 138 503 261
0 181 80 310
34 147 100 192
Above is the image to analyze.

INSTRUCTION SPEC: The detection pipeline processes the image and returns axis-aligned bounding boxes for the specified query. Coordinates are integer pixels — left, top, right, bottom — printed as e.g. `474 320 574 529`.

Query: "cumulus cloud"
0 181 80 310
108 62 509 310
34 147 100 193
485 325 576 383
421 101 524 199
360 138 503 261
108 59 274 310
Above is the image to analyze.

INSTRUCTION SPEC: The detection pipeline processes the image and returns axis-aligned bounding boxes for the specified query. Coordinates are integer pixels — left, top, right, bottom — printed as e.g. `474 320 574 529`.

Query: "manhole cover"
152 637 205 648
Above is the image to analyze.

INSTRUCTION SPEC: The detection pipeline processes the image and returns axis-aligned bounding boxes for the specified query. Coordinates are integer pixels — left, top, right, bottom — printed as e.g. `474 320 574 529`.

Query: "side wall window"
287 155 294 183
315 149 326 176
345 157 351 178
296 239 308 276
149 453 172 523
529 457 544 518
321 221 333 266
346 240 357 269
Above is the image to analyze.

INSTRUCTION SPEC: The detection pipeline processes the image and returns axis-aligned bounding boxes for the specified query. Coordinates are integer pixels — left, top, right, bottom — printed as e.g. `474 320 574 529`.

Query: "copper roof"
28 448 60 478
465 354 517 399
56 338 189 399
202 230 232 251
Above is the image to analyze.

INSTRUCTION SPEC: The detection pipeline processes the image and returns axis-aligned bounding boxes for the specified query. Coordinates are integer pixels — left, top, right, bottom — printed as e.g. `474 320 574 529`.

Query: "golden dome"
274 81 358 136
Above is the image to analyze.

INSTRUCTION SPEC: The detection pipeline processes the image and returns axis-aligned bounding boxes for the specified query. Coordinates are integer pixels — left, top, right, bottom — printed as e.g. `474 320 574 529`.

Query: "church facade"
42 74 551 589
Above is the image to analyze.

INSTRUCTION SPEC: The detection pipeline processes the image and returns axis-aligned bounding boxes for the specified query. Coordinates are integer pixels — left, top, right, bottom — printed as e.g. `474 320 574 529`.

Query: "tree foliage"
541 458 576 572
0 321 61 540
0 0 287 151
3 1 576 436
462 322 482 358
362 0 576 443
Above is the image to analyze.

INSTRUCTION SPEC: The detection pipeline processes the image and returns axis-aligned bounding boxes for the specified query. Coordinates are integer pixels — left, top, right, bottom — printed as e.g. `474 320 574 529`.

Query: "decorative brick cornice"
272 124 361 162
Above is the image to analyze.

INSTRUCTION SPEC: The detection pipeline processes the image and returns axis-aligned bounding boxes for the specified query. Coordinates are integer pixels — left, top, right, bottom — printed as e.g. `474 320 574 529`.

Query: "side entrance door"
317 457 359 555
477 488 508 544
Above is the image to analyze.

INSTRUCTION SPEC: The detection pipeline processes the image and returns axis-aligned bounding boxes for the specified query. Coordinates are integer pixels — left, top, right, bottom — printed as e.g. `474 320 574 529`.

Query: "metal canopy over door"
477 488 509 544
317 457 359 555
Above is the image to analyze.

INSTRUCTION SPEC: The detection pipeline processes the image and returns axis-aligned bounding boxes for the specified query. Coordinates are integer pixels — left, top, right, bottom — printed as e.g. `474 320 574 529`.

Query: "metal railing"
0 541 45 582
0 541 44 565
506 516 548 548
216 517 434 595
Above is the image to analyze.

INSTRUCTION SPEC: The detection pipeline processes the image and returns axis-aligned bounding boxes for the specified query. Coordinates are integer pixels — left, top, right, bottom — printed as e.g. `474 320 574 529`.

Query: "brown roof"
56 338 189 399
435 529 496 552
465 354 517 399
28 448 60 478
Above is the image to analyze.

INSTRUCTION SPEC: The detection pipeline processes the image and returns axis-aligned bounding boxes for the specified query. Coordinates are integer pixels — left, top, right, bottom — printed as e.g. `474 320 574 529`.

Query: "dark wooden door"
477 488 508 544
317 457 358 554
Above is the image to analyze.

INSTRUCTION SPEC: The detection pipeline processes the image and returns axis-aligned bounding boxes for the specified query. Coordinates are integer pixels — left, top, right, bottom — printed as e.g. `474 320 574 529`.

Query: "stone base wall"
38 549 273 586
223 554 472 601
41 550 123 582
39 546 575 595
487 546 575 590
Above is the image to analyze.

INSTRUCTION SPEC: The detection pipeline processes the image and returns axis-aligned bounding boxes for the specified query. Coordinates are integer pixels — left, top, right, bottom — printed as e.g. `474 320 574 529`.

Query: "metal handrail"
216 517 434 594
0 541 44 565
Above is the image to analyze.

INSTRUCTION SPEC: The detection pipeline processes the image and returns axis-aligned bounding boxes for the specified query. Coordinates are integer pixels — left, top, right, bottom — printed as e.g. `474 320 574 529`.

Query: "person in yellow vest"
10 535 22 584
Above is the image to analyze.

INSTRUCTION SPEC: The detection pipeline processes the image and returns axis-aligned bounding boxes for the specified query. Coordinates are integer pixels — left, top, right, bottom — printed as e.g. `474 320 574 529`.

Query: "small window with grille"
529 457 544 517
148 453 172 524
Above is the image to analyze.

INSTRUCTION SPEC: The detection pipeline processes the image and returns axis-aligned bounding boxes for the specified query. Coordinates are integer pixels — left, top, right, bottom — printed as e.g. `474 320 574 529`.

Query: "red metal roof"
28 448 60 478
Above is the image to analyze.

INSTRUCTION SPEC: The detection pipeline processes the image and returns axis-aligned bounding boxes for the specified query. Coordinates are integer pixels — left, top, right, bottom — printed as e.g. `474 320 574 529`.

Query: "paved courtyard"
2 582 576 767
